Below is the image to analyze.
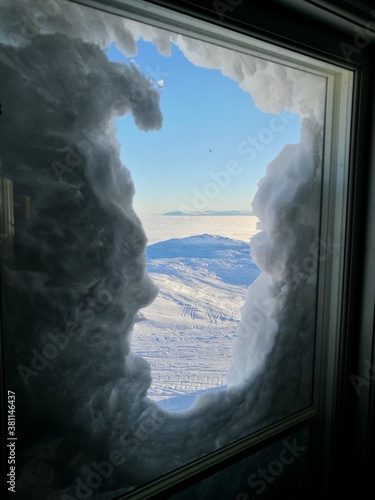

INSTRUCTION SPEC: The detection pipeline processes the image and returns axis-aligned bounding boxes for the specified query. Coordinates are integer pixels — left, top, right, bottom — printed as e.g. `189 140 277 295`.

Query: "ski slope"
131 234 260 410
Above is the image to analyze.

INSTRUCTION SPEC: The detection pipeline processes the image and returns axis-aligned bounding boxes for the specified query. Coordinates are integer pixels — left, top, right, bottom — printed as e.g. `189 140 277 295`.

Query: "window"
0 1 364 499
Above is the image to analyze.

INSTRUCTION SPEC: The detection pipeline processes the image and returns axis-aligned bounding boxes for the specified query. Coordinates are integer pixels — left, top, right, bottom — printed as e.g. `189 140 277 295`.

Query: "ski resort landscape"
132 218 260 411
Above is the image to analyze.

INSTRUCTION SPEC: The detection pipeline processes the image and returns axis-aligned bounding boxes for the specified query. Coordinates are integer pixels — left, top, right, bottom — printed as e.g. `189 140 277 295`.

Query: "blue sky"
107 40 300 216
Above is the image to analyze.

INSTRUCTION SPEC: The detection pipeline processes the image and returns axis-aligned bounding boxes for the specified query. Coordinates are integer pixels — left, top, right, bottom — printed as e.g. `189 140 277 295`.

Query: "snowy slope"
131 234 260 410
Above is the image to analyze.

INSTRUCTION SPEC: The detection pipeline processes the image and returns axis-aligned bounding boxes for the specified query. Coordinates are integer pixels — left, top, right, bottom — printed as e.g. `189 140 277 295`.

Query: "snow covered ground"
131 234 260 411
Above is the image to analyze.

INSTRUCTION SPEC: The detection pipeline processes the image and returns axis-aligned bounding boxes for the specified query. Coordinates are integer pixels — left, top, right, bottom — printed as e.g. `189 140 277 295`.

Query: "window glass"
0 1 336 498
170 428 311 500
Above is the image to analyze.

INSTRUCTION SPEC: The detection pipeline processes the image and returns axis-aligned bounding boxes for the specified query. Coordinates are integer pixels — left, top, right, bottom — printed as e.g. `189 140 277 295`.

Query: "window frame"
2 0 373 498
65 2 355 498
71 0 360 497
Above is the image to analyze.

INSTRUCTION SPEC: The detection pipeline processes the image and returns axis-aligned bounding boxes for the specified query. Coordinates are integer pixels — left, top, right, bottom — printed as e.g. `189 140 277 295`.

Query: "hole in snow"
111 39 301 412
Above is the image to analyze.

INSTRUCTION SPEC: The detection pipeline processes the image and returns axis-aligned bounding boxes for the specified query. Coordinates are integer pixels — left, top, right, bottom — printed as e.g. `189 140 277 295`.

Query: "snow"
0 1 326 499
228 118 323 387
132 234 260 409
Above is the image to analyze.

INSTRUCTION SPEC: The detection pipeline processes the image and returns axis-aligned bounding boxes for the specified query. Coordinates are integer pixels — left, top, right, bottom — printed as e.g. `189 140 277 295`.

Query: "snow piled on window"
0 1 325 498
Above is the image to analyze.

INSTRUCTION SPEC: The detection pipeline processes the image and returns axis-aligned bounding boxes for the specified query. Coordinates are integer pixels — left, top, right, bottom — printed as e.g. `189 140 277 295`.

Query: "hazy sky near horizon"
107 39 301 216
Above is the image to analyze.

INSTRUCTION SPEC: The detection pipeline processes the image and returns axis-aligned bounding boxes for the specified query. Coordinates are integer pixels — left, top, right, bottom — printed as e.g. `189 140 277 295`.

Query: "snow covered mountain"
131 234 260 411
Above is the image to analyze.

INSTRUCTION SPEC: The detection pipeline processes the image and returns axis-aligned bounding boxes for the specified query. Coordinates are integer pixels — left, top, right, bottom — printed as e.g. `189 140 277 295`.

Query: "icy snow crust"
0 1 324 498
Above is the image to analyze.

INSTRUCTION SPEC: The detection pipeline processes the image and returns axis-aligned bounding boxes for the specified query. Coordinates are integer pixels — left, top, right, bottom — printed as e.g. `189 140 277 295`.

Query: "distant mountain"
163 210 253 216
